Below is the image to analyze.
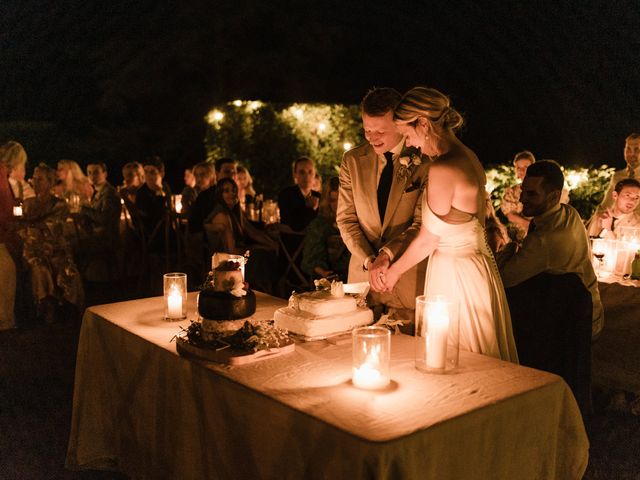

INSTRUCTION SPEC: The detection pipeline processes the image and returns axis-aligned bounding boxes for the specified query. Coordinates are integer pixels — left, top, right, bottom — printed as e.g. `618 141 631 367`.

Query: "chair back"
506 272 592 414
276 224 311 294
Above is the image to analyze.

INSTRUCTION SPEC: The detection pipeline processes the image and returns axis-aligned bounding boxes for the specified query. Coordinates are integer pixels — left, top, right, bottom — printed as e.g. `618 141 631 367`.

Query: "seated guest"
119 161 144 209
216 157 238 182
181 162 215 216
20 163 83 323
204 178 278 291
0 141 18 330
135 156 171 248
55 159 93 201
278 156 320 232
586 178 640 238
498 160 604 339
183 167 196 190
598 133 640 212
301 177 350 282
485 193 509 254
236 165 256 209
4 141 35 202
76 161 122 281
498 160 601 413
500 150 535 241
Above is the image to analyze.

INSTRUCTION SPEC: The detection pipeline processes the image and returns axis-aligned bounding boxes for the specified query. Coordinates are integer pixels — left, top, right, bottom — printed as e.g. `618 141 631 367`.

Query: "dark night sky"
1 0 639 183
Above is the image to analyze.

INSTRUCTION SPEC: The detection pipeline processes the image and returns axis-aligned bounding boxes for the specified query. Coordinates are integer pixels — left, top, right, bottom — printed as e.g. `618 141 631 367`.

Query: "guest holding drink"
55 159 93 202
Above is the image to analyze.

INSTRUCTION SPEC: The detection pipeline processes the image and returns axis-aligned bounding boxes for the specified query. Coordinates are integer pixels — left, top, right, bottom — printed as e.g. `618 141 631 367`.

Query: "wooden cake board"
176 337 295 366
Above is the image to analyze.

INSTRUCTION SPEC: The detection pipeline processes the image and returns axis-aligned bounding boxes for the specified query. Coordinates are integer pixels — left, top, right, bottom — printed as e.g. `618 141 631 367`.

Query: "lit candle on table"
426 299 449 370
167 286 183 319
352 350 387 389
352 327 391 390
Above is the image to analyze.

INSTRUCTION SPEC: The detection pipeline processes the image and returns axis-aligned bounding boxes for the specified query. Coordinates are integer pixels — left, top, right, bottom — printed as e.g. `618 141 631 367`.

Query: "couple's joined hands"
368 252 400 292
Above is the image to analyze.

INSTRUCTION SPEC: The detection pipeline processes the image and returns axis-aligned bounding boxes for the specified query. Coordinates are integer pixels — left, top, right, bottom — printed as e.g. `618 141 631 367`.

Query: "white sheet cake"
273 285 373 340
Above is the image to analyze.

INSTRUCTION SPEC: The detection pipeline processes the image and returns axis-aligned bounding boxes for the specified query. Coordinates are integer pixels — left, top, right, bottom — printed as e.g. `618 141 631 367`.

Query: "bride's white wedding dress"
423 201 518 362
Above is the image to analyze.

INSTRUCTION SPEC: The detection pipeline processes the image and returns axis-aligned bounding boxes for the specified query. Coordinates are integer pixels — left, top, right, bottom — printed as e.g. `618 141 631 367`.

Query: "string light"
343 142 352 151
232 100 242 107
317 122 327 132
207 110 224 124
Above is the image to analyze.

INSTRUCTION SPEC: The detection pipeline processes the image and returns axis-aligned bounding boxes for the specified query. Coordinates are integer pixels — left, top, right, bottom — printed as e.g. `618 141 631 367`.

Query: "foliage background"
205 101 362 198
207 100 616 216
486 164 615 221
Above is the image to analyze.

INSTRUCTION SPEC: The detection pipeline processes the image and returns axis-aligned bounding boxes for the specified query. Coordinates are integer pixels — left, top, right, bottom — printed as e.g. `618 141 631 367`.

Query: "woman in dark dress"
205 178 278 292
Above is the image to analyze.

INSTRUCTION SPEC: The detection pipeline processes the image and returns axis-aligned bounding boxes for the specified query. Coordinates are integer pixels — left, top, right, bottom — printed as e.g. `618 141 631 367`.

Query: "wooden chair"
276 224 311 296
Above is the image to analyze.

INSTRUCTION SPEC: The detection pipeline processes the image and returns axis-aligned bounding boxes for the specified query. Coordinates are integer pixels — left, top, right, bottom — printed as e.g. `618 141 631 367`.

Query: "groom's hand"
369 252 391 292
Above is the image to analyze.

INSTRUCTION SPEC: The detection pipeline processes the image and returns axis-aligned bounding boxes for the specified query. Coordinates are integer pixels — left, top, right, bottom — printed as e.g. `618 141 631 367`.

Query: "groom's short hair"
525 160 564 193
361 88 402 116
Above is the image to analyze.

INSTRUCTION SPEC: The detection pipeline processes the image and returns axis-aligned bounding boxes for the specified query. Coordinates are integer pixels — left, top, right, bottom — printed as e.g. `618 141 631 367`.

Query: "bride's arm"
382 223 439 291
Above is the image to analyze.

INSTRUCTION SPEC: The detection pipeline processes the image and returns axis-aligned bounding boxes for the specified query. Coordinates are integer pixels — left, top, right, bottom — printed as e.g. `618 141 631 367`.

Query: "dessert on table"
274 279 373 341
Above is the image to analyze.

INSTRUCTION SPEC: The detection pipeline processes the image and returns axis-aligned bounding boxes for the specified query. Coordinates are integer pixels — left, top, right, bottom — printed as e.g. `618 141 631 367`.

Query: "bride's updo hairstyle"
394 86 464 132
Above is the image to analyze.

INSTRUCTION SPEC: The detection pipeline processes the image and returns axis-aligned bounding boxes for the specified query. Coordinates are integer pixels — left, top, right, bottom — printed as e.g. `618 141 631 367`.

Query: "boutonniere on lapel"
396 152 423 192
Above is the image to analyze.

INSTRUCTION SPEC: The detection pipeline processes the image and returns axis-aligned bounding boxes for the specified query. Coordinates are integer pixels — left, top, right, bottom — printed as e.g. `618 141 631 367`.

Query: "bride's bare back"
427 139 486 225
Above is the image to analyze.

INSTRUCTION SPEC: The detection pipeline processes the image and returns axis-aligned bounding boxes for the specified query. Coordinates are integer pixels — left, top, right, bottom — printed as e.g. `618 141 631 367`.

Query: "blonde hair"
513 150 536 164
236 165 256 197
122 161 144 186
394 86 464 132
0 140 27 170
58 159 89 192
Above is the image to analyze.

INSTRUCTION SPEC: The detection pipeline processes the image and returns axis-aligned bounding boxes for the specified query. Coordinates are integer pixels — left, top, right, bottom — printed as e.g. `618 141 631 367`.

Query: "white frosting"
292 290 357 316
273 306 372 340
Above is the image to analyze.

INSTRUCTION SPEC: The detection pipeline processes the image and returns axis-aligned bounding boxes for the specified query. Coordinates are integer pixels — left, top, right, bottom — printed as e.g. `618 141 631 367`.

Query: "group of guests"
2 87 638 412
0 139 352 328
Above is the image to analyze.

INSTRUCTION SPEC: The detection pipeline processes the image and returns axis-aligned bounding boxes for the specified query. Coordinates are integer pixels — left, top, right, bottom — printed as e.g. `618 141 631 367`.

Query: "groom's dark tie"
377 151 394 223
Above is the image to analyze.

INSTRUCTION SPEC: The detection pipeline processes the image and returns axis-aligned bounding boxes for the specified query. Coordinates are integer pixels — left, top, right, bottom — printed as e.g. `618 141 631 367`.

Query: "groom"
337 87 429 321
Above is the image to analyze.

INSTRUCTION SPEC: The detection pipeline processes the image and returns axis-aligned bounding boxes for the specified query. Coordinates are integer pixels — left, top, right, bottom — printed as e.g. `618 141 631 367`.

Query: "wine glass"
591 238 607 278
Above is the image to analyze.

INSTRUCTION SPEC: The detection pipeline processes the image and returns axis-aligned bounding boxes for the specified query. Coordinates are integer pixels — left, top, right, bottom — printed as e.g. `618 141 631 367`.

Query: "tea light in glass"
164 272 187 320
415 295 459 373
352 326 391 390
68 193 81 213
172 194 183 214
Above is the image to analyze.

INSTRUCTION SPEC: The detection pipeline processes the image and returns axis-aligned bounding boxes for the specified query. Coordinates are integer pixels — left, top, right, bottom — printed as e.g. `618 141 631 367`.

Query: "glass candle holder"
415 295 459 373
172 194 183 214
68 193 81 213
352 326 391 390
164 273 187 321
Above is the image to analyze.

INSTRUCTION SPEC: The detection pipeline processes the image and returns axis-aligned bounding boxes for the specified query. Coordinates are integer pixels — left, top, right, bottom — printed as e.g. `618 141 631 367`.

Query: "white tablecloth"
66 292 588 480
594 280 640 395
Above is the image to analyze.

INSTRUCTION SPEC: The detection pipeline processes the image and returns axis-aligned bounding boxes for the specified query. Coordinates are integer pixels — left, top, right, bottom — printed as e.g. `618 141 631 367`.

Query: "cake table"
66 291 588 480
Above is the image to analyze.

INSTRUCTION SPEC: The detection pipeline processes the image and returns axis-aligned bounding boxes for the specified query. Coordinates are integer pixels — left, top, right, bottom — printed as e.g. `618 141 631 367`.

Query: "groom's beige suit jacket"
337 142 429 310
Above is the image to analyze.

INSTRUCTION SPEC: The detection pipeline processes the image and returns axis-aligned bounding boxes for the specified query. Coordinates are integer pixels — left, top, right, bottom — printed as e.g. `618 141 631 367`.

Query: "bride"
381 87 518 362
